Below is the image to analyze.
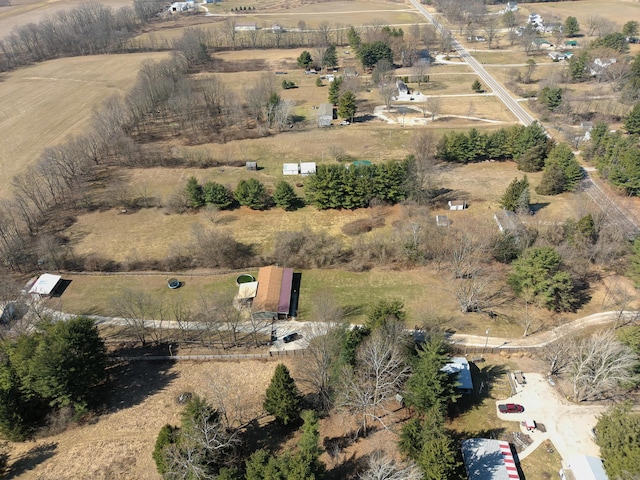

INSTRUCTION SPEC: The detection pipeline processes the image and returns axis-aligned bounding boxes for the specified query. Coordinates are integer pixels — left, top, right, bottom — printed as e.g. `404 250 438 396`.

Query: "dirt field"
0 52 168 200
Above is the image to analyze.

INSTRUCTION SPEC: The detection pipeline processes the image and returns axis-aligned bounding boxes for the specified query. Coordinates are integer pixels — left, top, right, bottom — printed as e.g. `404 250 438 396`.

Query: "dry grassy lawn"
519 0 640 28
0 52 168 200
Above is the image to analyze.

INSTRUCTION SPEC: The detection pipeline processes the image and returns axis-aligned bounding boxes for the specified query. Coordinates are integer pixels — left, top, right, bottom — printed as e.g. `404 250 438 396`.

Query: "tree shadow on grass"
324 451 365 480
240 416 301 458
101 355 178 413
6 442 57 479
449 363 509 418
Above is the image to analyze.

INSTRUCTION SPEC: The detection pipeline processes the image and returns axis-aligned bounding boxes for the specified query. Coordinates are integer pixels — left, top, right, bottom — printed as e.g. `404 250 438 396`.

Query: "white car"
339 120 350 125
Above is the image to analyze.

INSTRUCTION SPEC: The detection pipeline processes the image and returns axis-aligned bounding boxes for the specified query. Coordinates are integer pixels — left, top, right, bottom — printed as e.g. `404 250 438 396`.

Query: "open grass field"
519 0 640 29
0 52 168 200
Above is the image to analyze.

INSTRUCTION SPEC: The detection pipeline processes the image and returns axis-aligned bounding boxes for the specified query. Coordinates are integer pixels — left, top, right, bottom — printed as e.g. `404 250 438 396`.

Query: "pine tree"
272 180 300 210
203 182 233 209
297 50 313 69
500 176 530 213
323 45 338 69
186 176 205 207
263 364 301 425
328 77 343 105
337 91 357 122
564 16 580 37
624 102 640 135
471 79 482 92
234 178 271 210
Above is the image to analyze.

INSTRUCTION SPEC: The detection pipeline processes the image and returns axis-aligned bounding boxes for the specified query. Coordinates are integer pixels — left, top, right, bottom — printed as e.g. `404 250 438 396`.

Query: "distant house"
396 79 409 95
580 121 594 142
466 35 486 42
544 22 562 33
527 13 543 26
317 103 333 127
448 200 467 211
441 357 473 394
271 24 283 32
300 162 316 176
462 438 521 480
170 1 194 12
559 455 609 480
532 38 553 48
252 266 295 320
590 58 616 76
548 52 567 61
283 163 299 175
501 1 518 13
234 22 257 31
565 40 578 47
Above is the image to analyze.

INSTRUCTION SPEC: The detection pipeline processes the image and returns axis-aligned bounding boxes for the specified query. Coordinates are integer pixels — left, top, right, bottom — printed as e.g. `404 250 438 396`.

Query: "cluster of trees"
508 246 580 312
436 123 553 172
296 46 338 71
185 177 300 211
585 122 640 195
595 403 640 479
0 0 166 72
304 159 411 209
0 317 107 440
536 143 583 195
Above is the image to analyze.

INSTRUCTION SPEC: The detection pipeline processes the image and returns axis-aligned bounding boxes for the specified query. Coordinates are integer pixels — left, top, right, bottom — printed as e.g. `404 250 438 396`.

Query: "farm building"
559 455 608 480
494 210 525 237
283 163 299 175
234 22 257 31
317 103 334 127
441 357 473 394
461 438 521 480
169 1 194 12
300 162 316 176
28 273 62 297
448 200 467 211
436 215 450 227
252 266 296 320
396 79 409 95
246 161 257 171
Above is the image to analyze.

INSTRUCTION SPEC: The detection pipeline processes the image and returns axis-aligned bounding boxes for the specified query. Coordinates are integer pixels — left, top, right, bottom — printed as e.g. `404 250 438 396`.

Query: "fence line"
111 348 306 362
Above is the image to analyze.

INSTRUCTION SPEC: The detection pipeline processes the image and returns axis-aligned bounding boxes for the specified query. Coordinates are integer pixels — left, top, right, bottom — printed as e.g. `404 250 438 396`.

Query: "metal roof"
28 273 61 295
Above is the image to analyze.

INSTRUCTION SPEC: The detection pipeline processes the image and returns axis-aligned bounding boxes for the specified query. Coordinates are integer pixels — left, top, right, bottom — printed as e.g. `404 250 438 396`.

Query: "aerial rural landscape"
0 0 640 478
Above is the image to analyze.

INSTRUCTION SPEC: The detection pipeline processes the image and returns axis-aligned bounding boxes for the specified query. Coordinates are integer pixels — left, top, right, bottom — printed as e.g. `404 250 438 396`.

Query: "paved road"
408 0 535 126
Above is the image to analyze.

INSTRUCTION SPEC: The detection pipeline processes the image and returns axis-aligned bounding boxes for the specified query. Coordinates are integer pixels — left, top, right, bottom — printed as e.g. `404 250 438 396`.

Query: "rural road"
408 0 535 126
46 307 636 353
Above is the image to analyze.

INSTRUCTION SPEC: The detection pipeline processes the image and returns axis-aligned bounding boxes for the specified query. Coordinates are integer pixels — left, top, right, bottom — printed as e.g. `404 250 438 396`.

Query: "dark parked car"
283 333 298 343
498 403 524 413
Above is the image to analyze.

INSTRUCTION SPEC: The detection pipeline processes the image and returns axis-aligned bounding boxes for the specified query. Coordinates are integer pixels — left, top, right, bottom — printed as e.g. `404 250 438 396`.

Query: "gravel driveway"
496 373 606 461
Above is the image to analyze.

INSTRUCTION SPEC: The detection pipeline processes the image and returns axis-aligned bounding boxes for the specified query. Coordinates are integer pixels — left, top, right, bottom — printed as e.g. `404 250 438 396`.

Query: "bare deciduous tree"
425 96 442 122
338 329 410 436
359 450 422 480
110 289 165 346
570 331 639 402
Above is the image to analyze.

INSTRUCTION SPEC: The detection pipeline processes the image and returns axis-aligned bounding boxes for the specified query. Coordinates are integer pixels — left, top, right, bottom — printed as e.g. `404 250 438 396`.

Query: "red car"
499 403 524 413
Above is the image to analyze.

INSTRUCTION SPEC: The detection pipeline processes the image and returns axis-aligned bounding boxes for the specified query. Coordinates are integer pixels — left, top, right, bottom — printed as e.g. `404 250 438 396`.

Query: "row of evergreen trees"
186 177 300 211
304 159 411 209
585 123 640 196
436 123 554 172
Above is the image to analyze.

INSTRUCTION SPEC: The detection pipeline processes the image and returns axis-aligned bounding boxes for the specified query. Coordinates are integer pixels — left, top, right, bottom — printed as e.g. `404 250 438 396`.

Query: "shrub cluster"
435 123 553 172
305 159 411 209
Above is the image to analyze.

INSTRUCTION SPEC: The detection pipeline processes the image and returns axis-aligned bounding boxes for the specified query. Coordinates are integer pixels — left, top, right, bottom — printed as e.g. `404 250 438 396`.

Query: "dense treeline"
305 159 411 209
0 317 107 440
435 123 554 172
585 123 640 195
